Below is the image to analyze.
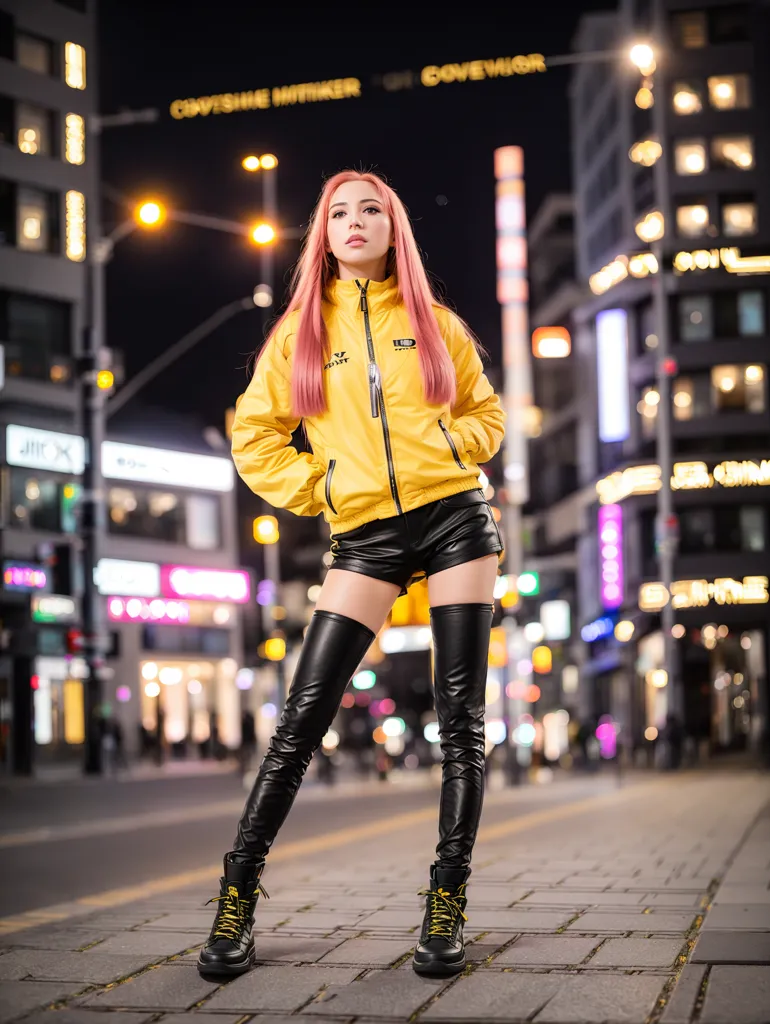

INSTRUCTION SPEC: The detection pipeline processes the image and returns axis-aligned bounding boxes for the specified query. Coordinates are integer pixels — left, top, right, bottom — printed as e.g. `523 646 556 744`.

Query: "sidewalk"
0 771 768 1023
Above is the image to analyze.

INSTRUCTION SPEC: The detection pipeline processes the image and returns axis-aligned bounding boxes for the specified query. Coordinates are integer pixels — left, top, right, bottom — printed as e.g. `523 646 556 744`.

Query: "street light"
253 514 286 713
629 42 656 75
135 200 166 227
251 222 276 246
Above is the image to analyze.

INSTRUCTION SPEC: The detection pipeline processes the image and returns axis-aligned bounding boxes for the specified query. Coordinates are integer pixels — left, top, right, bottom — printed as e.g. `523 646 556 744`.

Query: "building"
0 2 249 773
568 0 770 758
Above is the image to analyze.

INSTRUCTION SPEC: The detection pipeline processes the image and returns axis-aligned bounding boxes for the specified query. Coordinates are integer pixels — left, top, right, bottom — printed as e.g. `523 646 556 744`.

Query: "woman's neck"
336 256 389 282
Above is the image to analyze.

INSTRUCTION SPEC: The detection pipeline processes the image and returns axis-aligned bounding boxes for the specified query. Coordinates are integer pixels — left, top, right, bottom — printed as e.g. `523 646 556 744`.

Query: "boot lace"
418 885 467 939
206 881 269 941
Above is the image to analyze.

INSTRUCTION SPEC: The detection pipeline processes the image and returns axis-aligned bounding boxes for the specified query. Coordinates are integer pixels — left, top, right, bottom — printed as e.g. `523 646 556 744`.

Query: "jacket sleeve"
443 312 506 465
230 326 326 517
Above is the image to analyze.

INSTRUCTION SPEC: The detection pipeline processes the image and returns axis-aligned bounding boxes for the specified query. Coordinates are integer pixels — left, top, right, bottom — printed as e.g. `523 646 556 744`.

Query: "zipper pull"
360 291 368 313
369 362 380 418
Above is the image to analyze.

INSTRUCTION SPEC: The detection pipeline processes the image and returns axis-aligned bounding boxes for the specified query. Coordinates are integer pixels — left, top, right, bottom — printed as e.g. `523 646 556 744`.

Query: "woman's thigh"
315 568 401 636
427 554 499 607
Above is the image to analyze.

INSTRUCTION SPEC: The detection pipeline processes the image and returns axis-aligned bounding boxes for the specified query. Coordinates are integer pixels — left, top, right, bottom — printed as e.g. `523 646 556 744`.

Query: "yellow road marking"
0 777 667 937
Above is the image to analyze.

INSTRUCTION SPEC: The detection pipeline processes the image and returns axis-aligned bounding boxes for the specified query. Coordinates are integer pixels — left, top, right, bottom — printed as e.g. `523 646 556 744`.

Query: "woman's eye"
364 206 380 215
331 210 345 219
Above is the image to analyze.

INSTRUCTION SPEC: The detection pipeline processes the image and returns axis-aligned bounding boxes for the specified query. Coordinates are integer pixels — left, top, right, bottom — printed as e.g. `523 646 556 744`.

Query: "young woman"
198 170 506 980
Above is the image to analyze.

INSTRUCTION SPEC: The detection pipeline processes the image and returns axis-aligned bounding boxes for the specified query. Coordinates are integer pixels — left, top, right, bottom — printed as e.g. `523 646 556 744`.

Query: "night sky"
98 1 616 440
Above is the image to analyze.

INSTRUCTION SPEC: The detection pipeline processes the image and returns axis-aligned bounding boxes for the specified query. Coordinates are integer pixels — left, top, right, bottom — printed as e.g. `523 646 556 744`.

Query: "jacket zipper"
356 280 403 515
439 419 467 471
325 458 338 515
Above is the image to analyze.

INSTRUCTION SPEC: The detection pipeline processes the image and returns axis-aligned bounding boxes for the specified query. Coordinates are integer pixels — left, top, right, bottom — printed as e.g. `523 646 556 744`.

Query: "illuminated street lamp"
251 222 276 246
242 155 260 172
253 515 279 544
532 326 571 359
135 199 166 228
629 42 656 74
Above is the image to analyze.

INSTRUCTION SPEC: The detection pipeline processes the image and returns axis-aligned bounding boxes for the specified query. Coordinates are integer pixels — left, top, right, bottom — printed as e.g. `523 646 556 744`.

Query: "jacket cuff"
312 469 327 507
454 422 477 457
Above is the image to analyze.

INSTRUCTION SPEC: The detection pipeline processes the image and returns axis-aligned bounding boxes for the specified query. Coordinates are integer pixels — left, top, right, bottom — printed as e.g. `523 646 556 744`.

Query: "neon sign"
3 561 48 592
161 565 250 603
107 597 191 625
639 576 769 611
170 78 361 119
598 505 624 610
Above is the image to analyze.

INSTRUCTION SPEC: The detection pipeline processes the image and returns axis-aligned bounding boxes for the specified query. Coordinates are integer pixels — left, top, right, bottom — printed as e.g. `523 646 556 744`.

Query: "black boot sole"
197 946 255 978
412 954 466 977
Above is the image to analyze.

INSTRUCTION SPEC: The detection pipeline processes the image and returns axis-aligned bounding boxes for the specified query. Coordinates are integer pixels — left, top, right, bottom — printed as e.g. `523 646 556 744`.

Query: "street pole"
261 523 287 715
649 2 681 721
80 253 109 775
260 164 278 337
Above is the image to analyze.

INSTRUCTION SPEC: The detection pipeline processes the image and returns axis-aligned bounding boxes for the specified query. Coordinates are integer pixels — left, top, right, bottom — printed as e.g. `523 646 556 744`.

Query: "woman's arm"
231 332 326 517
443 312 506 465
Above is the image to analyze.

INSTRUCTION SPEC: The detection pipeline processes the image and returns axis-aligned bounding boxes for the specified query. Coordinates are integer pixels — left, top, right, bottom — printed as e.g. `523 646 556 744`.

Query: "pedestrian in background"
238 709 256 775
198 170 505 981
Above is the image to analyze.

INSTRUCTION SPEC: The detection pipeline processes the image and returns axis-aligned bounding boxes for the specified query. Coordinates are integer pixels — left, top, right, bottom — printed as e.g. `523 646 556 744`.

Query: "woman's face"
326 180 393 278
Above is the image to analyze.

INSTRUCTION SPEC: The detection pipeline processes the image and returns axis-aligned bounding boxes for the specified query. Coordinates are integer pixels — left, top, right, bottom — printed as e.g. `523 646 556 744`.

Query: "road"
0 766 616 917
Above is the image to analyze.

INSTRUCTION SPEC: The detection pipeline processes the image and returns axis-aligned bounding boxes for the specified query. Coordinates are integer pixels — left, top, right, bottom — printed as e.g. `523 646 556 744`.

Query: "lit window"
711 364 765 413
678 295 712 342
65 190 86 261
16 33 54 76
64 113 85 165
64 42 86 90
712 135 754 170
16 103 50 157
672 11 707 48
674 139 707 175
708 74 750 110
17 187 49 253
738 292 765 337
637 385 659 438
672 82 702 115
722 201 757 237
676 203 710 237
740 508 765 553
673 378 694 421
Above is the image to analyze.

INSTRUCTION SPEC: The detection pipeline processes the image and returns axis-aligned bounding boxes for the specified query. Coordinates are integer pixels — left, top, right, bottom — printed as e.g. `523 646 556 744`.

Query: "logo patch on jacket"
324 351 349 370
393 338 416 350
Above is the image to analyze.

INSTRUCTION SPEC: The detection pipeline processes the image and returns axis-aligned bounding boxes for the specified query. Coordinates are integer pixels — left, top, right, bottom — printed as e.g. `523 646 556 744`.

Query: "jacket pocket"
438 419 466 471
325 458 338 516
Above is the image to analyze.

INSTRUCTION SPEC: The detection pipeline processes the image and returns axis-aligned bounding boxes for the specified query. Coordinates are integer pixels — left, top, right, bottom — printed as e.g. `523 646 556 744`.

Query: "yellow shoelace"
207 881 269 941
417 885 468 938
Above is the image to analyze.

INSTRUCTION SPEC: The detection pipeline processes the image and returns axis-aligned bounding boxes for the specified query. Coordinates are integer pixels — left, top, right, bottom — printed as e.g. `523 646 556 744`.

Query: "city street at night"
0 770 769 1022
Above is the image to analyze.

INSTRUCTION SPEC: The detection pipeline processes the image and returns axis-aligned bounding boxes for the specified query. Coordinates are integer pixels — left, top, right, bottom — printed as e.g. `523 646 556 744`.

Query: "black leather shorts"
329 488 505 597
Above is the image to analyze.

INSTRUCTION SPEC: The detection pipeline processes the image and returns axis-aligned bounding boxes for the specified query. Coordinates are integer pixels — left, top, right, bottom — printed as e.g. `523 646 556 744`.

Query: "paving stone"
466 886 532 905
0 950 153 983
644 893 703 908
568 911 694 933
355 909 422 928
77 964 219 1009
701 965 770 1023
521 890 644 906
713 887 770 904
18 1012 153 1024
702 905 770 930
0 981 85 1024
138 912 225 931
307 967 450 1017
692 931 770 964
318 938 412 966
152 1017 254 1024
660 965 707 1024
467 909 573 930
532 973 665 1022
205 965 359 1012
87 931 205 956
587 937 683 967
276 911 366 929
0 928 114 950
493 936 598 967
422 972 561 1019
610 878 706 891
250 935 345 963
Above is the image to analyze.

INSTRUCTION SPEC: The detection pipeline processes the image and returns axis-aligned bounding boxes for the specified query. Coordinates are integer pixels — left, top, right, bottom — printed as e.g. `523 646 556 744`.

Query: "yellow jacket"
231 276 506 534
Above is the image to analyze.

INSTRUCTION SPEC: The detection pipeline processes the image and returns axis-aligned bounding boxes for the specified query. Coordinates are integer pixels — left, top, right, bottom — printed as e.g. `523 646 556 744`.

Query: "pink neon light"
598 504 624 610
107 596 191 625
161 565 250 603
3 566 48 589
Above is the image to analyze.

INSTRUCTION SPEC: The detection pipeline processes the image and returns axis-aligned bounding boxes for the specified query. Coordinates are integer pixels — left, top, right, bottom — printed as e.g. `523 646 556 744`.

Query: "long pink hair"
256 170 482 418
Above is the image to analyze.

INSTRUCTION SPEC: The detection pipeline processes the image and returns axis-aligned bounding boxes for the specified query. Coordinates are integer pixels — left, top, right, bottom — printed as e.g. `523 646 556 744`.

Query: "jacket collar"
326 275 400 313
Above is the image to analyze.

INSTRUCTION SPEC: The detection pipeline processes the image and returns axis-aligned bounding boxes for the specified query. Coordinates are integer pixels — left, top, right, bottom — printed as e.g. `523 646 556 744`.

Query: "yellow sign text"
639 576 769 612
421 54 545 87
170 78 361 120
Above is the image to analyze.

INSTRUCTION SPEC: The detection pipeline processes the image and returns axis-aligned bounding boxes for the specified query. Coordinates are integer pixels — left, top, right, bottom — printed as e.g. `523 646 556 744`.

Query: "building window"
0 291 72 383
676 203 710 237
108 487 221 548
710 5 750 44
0 95 13 146
64 42 86 90
64 113 85 165
712 135 754 171
17 187 56 253
16 32 54 76
678 295 713 341
673 378 695 420
674 139 707 175
711 364 765 412
672 82 702 115
671 10 707 48
10 473 61 532
740 507 765 552
708 74 750 110
722 200 756 237
186 495 221 550
64 189 85 261
16 102 52 157
737 292 764 336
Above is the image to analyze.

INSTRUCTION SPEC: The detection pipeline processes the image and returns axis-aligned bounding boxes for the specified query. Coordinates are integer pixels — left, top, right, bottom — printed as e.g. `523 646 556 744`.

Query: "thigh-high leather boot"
198 610 374 978
413 602 493 977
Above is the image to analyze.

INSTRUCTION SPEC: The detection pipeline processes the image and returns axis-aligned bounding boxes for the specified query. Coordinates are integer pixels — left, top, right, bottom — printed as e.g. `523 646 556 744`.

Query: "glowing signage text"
161 565 250 604
598 460 770 504
639 576 769 611
598 504 624 610
170 78 361 119
421 54 545 87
